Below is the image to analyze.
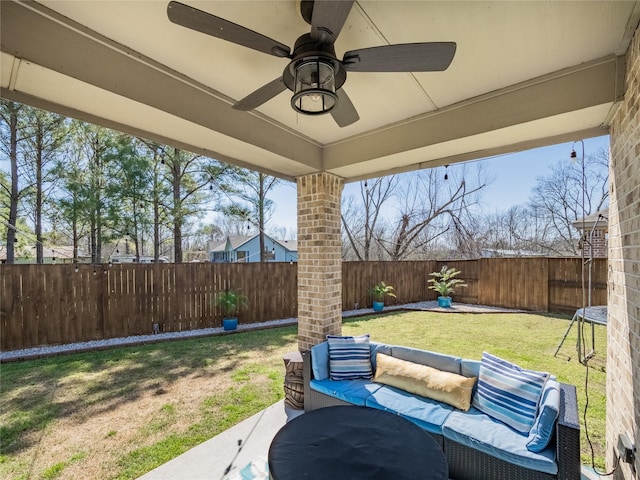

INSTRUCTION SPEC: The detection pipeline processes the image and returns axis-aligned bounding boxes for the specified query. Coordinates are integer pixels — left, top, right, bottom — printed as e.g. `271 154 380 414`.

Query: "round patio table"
268 405 448 480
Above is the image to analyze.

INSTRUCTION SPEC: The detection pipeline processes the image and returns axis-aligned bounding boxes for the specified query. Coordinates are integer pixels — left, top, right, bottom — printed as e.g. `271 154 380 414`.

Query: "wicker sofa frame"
302 350 581 480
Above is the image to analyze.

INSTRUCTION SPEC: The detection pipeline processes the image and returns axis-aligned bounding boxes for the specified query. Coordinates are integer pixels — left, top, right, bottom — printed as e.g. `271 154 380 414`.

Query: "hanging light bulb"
570 149 578 164
444 165 449 180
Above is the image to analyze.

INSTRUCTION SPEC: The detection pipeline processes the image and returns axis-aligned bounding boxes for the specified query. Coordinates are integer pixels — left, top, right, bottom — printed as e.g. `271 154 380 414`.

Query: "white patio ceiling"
2 1 639 182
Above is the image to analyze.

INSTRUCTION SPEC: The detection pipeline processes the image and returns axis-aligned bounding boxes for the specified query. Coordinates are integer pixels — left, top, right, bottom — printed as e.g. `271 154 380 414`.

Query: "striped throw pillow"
472 352 549 434
327 334 372 380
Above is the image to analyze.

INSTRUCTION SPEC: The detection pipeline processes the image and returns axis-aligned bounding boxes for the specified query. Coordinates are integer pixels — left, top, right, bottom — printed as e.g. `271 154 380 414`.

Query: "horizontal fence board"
0 258 607 351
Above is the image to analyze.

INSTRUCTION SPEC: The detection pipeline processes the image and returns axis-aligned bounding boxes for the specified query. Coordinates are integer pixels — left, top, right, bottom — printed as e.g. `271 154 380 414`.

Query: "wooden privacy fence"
0 258 607 351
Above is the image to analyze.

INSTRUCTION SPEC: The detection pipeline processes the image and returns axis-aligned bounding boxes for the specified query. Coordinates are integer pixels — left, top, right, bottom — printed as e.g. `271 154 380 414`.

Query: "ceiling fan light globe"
292 89 337 114
291 59 337 115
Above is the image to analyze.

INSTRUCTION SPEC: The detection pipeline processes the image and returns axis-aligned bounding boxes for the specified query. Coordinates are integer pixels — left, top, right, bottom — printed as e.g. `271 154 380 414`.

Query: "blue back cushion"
526 377 560 452
327 334 373 380
311 342 330 380
472 352 549 434
390 345 462 374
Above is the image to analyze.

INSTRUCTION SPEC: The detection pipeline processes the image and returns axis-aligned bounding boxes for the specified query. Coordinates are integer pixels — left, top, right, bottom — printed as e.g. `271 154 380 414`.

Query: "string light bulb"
444 165 449 180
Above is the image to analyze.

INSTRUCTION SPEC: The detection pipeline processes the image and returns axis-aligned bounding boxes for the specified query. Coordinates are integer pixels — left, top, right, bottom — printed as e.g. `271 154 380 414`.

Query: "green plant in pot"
369 281 397 312
428 266 467 308
215 288 248 331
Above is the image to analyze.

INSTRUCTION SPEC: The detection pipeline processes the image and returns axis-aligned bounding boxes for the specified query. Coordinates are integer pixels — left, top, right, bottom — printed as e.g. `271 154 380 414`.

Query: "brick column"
296 172 343 351
608 24 640 479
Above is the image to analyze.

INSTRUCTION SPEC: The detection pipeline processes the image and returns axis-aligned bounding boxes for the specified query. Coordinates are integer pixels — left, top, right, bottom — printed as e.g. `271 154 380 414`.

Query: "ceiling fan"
167 0 456 127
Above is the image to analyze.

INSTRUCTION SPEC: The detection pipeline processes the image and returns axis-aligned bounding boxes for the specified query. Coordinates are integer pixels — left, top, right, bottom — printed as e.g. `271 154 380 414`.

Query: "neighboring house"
109 255 169 264
0 245 91 264
480 248 546 258
208 234 297 263
573 208 609 258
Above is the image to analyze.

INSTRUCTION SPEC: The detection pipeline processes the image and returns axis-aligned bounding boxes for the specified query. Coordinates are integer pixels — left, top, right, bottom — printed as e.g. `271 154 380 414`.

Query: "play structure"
554 210 608 363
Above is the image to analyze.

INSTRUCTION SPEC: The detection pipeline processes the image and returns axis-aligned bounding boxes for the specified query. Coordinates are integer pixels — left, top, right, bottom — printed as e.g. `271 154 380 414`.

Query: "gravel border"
0 302 526 363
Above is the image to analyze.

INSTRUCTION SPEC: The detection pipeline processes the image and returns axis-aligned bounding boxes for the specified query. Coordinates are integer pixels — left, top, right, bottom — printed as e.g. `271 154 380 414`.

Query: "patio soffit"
1 1 639 182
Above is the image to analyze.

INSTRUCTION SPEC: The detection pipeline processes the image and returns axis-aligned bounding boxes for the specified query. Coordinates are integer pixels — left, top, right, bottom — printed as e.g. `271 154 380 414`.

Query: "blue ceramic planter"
223 317 238 331
372 301 385 312
437 296 452 308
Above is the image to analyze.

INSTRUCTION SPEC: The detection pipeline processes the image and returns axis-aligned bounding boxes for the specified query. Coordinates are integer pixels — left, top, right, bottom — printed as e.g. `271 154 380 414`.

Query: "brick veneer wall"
608 25 640 479
296 172 344 351
589 228 608 258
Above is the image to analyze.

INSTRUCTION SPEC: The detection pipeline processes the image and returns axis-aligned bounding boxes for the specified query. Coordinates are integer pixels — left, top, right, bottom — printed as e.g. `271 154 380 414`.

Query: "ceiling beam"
0 86 300 182
339 125 610 184
0 0 322 172
323 55 625 170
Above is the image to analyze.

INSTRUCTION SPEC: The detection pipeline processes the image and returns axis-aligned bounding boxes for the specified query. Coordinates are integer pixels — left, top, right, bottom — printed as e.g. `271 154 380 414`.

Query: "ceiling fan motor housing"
283 33 347 92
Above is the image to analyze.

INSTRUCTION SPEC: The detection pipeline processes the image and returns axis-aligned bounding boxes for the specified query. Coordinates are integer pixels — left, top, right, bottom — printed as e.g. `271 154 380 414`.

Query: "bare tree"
380 165 488 260
528 147 609 255
341 176 397 260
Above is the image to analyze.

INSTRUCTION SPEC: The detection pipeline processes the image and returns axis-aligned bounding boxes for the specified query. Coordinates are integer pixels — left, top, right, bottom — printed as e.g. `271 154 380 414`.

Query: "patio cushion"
390 345 462 374
472 352 549 434
365 384 455 434
311 340 391 381
310 379 382 406
311 342 330 381
370 342 392 371
442 407 558 475
461 358 482 396
461 358 481 378
327 334 373 380
526 376 560 452
373 353 476 411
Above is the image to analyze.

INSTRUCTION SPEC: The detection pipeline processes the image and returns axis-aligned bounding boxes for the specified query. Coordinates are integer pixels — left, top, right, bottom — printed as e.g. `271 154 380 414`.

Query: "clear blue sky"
267 135 610 234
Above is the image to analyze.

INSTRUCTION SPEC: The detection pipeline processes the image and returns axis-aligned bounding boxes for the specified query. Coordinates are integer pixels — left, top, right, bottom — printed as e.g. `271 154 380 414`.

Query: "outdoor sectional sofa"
302 337 581 480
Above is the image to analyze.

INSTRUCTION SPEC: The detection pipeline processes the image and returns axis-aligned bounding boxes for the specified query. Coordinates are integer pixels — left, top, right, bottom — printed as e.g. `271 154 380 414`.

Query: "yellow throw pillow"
373 353 476 411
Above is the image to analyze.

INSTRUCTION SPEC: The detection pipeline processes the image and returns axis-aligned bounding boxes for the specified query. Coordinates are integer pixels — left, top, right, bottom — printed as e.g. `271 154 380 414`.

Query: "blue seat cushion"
443 407 558 475
390 346 462 374
310 379 382 406
365 384 455 434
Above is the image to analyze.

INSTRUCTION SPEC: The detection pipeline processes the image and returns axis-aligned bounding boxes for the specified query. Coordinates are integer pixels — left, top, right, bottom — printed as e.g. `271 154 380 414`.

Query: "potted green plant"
428 266 467 308
214 288 248 331
369 281 397 312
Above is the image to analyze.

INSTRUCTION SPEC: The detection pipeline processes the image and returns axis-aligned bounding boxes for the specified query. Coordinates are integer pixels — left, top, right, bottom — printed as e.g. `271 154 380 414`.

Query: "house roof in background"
573 208 610 230
209 235 297 252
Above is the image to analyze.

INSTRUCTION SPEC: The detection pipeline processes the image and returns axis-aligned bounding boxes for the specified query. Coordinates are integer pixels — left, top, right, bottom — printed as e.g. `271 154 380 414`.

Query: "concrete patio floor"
138 399 602 480
138 400 294 480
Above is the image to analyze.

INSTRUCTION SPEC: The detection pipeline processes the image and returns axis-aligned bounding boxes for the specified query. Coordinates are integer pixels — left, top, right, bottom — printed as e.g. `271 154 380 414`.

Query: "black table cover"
268 406 448 480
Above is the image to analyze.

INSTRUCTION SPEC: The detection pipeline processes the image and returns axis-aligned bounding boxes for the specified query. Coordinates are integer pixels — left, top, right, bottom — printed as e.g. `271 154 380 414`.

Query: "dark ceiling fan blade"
310 0 355 45
232 78 287 111
331 89 359 127
167 1 291 58
343 42 456 72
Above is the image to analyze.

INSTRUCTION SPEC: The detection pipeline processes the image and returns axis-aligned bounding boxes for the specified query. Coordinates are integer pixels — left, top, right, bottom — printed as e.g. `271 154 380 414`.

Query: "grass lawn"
0 311 607 479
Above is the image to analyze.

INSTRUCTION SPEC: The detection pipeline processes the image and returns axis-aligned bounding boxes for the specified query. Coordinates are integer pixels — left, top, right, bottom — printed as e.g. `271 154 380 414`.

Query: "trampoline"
554 306 607 359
